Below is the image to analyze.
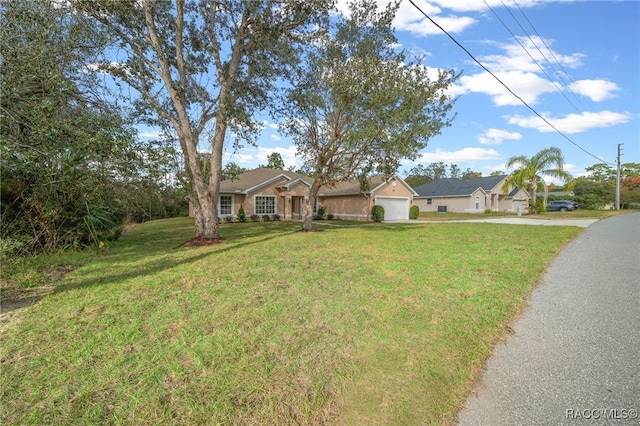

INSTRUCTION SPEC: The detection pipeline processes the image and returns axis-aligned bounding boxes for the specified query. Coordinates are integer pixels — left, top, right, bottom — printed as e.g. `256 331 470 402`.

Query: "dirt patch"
176 236 225 248
1 265 73 334
0 286 54 336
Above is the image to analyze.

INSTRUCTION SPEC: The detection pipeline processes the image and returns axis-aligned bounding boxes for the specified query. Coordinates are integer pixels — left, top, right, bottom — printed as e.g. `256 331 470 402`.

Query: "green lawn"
1 218 582 425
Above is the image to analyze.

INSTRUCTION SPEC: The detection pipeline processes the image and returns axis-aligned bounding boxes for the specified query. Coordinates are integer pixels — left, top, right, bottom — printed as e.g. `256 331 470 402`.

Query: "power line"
511 0 590 103
406 0 613 165
497 0 587 111
483 0 583 113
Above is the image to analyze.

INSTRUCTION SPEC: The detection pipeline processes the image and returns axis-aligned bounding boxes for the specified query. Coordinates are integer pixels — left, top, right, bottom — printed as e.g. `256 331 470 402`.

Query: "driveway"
389 217 599 227
445 217 599 227
456 212 640 425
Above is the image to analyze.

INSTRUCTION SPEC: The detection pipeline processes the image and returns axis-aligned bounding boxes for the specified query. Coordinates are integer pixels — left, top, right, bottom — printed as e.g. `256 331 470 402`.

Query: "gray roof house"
412 175 530 213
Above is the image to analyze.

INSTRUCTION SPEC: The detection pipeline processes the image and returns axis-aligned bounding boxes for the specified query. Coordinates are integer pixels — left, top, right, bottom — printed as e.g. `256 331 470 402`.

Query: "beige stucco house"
206 168 417 221
412 175 530 213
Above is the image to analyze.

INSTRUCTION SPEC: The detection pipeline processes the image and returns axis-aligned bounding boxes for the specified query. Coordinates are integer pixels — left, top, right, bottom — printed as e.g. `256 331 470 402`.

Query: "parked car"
547 200 575 212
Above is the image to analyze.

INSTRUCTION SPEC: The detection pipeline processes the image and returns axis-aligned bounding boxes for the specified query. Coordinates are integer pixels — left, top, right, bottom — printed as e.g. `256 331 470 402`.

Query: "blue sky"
222 0 639 182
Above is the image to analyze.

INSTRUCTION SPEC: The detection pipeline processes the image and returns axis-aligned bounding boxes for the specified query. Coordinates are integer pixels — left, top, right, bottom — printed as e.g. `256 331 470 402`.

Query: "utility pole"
615 143 623 210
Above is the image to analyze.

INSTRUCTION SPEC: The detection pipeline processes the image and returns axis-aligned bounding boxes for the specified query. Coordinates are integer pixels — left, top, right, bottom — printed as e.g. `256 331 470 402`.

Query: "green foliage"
237 205 247 223
279 0 456 231
222 162 248 181
372 205 385 222
264 152 286 170
409 205 420 219
504 147 571 204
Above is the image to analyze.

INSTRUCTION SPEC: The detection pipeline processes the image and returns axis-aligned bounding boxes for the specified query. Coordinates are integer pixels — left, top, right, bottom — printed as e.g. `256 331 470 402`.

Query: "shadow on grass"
51 222 299 295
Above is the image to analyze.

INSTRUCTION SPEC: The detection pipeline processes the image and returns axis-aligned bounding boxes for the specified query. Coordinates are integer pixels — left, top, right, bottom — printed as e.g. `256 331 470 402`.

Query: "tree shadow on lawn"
51 227 297 296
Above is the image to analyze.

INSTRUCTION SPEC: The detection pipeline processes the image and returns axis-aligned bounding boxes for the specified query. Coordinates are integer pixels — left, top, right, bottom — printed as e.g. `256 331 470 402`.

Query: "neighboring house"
412 175 530 213
192 167 417 221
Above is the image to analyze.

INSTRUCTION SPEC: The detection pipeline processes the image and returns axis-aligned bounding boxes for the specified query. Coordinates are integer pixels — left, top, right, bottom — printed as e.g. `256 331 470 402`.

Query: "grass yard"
1 218 582 425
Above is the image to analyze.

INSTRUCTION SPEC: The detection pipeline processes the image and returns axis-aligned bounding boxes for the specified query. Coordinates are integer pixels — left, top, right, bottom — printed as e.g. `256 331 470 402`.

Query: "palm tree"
503 147 572 212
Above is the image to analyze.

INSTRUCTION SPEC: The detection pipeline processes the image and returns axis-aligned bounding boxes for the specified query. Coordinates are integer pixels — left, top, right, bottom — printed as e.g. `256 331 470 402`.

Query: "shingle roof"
220 168 416 197
220 168 313 193
413 175 508 197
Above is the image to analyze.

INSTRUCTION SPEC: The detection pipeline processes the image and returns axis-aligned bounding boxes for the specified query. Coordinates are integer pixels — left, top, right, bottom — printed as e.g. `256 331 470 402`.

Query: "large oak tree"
279 1 457 230
75 0 330 240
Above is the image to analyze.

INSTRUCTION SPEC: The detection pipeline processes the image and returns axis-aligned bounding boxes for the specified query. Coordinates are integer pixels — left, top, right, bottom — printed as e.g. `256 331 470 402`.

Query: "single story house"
412 175 530 213
197 167 417 221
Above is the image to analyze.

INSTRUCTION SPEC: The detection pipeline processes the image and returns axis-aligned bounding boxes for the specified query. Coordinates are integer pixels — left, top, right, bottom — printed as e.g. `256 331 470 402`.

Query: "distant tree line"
403 162 495 187
569 163 640 209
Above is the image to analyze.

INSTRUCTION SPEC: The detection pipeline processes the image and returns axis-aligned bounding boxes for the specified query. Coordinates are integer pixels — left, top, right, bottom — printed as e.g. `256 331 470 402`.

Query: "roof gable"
220 167 313 194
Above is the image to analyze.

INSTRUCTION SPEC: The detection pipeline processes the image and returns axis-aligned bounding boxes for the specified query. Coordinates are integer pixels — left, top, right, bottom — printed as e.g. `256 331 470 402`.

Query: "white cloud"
479 37 584 73
429 0 540 13
571 79 620 102
507 110 633 134
478 128 522 145
419 147 501 163
224 145 302 169
453 71 557 106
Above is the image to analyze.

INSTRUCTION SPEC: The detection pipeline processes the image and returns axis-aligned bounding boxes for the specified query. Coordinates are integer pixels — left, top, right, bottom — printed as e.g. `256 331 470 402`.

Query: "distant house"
193 167 417 221
412 175 529 213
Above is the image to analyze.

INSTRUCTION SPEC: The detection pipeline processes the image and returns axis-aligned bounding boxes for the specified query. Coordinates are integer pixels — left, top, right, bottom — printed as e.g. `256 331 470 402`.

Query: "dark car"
547 200 575 212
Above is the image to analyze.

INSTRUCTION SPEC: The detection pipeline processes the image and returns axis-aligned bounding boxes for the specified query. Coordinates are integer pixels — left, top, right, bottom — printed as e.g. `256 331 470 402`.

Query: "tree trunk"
530 176 538 212
302 181 322 231
181 129 220 240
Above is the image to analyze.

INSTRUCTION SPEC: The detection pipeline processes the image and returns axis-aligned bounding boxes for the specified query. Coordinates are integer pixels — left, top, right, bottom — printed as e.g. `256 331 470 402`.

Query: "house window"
475 196 480 209
255 196 276 215
427 198 432 205
220 195 233 215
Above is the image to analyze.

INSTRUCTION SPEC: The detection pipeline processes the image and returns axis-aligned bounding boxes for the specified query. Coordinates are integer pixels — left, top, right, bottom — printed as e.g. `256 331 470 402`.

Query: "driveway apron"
457 213 640 425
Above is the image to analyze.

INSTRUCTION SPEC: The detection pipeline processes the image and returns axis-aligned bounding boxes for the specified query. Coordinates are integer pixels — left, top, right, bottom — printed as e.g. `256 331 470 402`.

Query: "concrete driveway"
447 217 599 227
389 217 599 227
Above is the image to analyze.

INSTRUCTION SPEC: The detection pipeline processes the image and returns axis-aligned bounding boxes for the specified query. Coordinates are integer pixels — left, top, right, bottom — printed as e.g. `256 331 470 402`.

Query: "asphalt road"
456 212 640 425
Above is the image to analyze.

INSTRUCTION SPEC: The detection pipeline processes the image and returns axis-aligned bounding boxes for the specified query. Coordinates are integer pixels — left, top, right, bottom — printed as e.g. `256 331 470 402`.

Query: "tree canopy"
503 147 571 211
279 0 457 230
74 0 331 240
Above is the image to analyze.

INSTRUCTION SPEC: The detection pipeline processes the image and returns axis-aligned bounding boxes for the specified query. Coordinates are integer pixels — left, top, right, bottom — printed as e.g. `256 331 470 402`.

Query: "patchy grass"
1 218 581 425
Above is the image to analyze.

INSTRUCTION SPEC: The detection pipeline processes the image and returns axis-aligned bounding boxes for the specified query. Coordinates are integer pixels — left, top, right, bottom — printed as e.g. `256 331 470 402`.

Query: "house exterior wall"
320 195 371 220
414 190 486 213
497 188 530 213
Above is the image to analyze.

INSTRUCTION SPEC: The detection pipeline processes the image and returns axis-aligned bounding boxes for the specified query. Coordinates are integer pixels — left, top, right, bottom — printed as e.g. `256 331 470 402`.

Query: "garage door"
375 197 409 221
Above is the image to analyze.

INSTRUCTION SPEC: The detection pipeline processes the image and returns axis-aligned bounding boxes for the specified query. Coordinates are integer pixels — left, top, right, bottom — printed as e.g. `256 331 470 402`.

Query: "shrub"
224 216 235 223
250 214 260 222
262 214 271 222
327 213 334 220
272 214 281 221
484 208 493 214
237 205 247 222
409 205 419 220
371 205 384 222
316 205 327 219
312 214 322 220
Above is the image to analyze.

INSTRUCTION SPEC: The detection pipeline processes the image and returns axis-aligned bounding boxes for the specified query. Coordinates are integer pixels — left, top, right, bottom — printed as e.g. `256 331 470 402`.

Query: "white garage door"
375 197 409 221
